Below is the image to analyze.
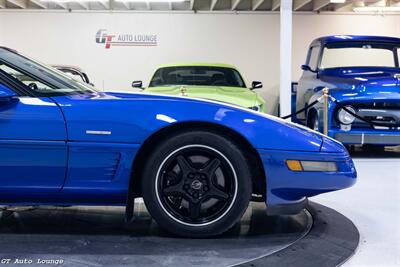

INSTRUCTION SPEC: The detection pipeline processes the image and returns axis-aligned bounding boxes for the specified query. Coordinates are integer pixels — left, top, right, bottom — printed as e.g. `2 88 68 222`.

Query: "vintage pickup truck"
296 35 400 147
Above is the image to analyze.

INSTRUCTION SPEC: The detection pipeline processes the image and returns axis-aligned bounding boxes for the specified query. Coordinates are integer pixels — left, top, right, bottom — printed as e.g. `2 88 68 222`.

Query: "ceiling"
0 0 399 12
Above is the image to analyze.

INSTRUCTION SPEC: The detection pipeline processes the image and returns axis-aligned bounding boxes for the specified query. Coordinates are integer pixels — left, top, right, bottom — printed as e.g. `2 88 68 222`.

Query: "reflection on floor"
312 146 400 267
0 202 311 267
0 146 397 266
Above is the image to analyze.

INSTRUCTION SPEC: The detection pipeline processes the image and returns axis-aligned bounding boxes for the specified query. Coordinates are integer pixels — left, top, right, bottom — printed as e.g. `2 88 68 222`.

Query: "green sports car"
132 63 266 112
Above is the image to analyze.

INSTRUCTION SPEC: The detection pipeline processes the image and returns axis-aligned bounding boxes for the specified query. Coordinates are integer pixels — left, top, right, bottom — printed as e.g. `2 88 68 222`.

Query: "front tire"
307 110 320 132
141 130 252 237
363 144 385 153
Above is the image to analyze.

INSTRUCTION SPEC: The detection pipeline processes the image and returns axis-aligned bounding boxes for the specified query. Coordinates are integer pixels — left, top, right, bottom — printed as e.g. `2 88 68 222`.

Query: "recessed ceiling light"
41 0 108 2
353 6 400 12
41 0 186 2
330 0 346 3
116 0 186 2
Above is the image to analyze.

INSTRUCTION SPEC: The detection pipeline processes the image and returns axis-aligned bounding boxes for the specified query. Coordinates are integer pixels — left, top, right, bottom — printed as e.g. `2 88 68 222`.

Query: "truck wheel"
363 144 385 153
308 111 320 132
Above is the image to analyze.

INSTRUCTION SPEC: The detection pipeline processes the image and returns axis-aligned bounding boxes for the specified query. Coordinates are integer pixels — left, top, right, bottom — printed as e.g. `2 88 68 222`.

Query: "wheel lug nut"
204 186 209 191
188 173 194 178
193 193 199 198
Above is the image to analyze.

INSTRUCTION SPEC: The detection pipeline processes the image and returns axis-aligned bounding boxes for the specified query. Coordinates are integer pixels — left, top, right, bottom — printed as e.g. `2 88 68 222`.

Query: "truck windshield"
320 43 399 69
149 66 246 88
0 47 97 96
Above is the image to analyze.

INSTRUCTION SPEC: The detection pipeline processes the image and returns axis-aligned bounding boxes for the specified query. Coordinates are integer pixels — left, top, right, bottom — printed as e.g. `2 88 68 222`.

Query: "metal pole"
323 87 329 135
279 0 293 120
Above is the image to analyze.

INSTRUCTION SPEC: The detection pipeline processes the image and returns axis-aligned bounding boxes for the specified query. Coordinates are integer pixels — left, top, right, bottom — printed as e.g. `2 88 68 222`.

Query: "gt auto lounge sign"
96 29 158 49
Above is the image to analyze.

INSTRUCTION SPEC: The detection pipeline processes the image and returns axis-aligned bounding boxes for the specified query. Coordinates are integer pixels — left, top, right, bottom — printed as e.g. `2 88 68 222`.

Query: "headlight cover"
337 106 356 125
249 104 262 112
286 160 338 172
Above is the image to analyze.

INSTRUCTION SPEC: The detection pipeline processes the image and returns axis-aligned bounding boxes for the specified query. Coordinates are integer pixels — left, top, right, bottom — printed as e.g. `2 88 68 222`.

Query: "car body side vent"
104 153 122 180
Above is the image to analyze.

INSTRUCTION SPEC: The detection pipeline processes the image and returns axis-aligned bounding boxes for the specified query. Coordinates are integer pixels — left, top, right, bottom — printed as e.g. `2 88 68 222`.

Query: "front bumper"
332 129 400 145
258 149 356 215
267 197 309 215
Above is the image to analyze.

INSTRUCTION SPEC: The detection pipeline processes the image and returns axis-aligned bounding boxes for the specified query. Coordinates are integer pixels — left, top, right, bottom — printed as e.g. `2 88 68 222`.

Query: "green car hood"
145 85 265 111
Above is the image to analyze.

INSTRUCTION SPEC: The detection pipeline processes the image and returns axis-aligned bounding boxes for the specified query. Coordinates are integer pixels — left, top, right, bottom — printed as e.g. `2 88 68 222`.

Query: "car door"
297 44 321 120
0 64 67 196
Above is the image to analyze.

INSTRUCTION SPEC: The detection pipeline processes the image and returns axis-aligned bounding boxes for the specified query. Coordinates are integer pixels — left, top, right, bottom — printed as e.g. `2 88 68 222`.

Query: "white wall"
0 11 399 114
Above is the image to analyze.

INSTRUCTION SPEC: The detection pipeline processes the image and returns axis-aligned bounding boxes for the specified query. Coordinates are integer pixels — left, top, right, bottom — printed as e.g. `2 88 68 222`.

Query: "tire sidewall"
141 131 252 237
308 110 320 132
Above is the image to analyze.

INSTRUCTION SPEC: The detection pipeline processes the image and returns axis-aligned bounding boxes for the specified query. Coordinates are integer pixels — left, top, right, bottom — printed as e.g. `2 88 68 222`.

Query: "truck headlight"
337 106 356 125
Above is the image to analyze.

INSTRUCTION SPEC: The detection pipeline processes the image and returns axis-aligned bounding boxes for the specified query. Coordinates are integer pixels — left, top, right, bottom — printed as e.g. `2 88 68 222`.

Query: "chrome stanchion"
322 87 329 135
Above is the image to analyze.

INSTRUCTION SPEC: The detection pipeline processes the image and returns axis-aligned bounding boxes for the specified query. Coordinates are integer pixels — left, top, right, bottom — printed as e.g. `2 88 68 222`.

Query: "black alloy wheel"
141 130 252 237
156 145 237 226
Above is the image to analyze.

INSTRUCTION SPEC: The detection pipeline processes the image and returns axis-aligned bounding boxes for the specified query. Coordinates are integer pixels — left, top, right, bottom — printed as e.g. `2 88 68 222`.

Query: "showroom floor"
312 148 400 267
0 149 398 266
0 201 313 266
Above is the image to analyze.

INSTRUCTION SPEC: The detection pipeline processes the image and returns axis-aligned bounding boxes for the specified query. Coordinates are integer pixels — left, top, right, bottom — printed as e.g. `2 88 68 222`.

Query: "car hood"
145 86 260 108
52 91 329 152
319 67 400 102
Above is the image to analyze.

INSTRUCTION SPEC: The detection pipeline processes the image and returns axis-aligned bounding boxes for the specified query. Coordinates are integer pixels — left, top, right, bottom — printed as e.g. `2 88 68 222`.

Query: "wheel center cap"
191 180 202 190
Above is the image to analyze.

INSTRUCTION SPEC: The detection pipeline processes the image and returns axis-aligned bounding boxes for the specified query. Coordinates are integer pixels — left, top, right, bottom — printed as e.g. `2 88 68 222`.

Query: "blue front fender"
53 92 325 152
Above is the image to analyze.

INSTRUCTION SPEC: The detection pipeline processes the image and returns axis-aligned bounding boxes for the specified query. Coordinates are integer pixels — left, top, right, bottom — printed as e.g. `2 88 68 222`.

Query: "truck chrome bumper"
335 132 400 145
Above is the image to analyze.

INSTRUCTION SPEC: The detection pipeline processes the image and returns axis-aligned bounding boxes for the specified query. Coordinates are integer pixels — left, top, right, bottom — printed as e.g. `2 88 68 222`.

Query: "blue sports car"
0 47 356 237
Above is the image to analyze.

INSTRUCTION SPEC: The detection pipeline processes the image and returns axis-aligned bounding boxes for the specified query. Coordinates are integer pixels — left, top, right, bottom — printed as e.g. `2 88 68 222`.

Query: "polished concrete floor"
312 147 400 267
0 202 311 267
0 147 397 266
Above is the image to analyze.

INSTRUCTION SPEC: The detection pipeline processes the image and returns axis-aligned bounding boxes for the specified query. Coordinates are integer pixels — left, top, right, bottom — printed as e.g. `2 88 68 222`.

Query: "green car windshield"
149 66 246 88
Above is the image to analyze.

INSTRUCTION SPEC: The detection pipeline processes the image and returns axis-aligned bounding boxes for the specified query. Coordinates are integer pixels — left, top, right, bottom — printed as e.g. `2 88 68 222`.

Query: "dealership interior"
0 0 399 266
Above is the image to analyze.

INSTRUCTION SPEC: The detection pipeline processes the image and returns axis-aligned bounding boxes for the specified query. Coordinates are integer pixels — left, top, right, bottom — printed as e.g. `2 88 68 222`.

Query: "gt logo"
95 29 115 49
1 259 11 264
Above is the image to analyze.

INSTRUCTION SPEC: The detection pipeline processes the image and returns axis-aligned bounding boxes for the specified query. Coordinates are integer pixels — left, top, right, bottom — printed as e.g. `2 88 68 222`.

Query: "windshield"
320 42 399 69
149 66 246 88
0 48 97 96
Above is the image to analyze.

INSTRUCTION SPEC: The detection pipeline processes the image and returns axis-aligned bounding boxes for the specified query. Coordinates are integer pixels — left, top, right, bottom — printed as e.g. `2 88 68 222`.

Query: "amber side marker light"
286 160 338 172
286 160 303 171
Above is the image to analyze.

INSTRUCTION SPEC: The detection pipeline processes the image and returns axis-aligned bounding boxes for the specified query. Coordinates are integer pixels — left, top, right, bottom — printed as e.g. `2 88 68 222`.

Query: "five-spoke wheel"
142 130 252 237
156 145 237 226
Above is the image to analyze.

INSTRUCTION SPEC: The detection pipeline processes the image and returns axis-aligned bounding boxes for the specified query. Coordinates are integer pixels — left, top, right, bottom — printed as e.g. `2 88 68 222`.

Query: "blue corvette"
0 47 356 237
297 35 400 147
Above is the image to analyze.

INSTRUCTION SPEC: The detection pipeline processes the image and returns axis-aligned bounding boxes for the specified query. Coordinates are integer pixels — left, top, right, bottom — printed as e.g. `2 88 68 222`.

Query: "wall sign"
95 29 158 49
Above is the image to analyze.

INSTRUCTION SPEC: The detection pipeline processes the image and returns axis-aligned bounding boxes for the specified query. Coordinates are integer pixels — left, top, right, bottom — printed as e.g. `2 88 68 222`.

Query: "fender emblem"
86 130 112 135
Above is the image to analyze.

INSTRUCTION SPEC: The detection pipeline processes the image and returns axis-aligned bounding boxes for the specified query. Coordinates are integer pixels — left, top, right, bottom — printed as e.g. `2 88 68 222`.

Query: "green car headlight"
249 105 262 112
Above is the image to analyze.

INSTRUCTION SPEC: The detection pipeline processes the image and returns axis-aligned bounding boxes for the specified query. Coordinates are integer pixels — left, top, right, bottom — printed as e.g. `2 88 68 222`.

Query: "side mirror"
301 65 317 73
132 81 143 89
82 73 91 84
0 84 17 102
251 81 263 90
